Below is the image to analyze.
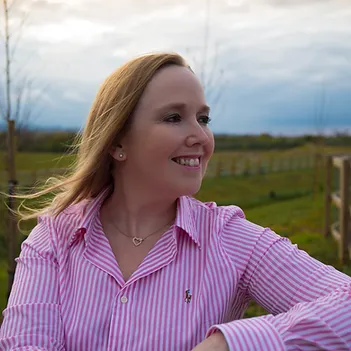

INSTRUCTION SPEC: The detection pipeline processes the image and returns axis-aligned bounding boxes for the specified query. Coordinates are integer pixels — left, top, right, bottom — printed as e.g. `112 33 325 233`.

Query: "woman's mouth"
172 157 201 168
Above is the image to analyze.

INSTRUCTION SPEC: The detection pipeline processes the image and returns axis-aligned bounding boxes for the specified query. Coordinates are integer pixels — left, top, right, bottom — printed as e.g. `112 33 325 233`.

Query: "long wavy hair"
14 52 189 221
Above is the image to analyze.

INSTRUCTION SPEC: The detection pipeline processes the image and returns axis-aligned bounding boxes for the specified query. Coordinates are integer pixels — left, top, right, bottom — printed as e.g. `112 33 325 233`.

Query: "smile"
172 157 201 168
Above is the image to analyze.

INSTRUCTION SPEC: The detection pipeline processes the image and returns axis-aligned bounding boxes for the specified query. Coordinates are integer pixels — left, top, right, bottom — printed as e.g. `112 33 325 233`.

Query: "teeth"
174 157 200 167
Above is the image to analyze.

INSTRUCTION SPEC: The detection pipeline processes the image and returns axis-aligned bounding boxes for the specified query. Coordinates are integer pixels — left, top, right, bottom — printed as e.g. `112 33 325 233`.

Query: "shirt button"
120 296 128 304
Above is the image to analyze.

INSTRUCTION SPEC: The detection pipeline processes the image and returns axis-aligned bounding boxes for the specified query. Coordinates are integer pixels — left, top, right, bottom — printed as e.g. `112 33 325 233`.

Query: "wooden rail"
0 154 318 187
210 153 315 178
324 155 351 264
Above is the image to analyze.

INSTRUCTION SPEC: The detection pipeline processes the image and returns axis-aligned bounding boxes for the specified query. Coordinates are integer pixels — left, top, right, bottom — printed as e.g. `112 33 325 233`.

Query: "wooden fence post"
268 157 273 173
244 158 251 176
313 153 318 198
324 156 332 237
230 157 236 176
340 158 350 264
216 158 222 177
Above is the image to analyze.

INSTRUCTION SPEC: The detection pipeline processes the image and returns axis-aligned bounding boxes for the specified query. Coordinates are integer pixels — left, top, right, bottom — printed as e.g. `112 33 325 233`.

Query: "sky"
0 0 350 135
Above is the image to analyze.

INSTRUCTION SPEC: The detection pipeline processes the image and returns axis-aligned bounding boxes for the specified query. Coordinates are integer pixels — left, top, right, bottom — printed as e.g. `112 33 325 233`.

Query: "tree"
314 83 328 141
0 0 34 300
185 0 227 116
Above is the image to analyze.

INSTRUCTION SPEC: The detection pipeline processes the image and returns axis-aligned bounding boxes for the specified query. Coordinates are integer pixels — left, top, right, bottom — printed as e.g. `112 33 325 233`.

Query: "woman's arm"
0 219 65 351
207 219 351 351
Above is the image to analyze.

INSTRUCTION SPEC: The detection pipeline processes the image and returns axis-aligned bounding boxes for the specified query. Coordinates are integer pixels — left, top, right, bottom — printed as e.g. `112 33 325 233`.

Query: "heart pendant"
132 237 143 246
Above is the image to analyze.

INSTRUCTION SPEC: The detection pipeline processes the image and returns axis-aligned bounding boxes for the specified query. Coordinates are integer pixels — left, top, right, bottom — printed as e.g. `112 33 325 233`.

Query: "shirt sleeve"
206 218 351 351
0 218 66 351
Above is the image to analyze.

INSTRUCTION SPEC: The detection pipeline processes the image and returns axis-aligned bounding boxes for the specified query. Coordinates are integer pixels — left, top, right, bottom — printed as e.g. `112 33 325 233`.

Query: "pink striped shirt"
1 188 351 350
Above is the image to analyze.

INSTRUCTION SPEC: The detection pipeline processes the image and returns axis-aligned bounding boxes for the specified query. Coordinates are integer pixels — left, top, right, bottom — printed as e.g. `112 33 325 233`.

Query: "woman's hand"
191 331 229 351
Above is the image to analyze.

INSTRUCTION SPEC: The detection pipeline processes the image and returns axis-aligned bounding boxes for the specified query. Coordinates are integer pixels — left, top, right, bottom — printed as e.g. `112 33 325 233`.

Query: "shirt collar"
70 188 200 248
175 196 200 248
69 187 112 246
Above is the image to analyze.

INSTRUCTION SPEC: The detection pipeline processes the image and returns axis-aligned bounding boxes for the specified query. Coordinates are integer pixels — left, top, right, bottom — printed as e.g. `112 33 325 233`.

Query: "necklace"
110 218 174 247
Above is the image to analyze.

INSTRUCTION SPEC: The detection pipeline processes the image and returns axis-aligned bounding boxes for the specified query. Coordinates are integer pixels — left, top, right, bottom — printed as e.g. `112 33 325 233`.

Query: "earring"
119 153 124 158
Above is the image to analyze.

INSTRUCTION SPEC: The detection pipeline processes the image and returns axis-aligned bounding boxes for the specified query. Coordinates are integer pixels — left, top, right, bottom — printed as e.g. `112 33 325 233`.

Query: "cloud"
1 0 350 134
25 19 116 44
62 90 87 102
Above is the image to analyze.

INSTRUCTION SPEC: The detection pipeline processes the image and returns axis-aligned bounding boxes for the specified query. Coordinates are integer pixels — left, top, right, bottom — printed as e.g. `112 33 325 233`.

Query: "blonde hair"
15 52 189 221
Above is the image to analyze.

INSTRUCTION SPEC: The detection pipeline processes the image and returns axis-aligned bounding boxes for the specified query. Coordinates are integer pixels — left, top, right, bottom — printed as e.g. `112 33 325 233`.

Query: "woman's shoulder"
185 195 246 222
40 198 88 223
185 196 267 238
37 198 92 243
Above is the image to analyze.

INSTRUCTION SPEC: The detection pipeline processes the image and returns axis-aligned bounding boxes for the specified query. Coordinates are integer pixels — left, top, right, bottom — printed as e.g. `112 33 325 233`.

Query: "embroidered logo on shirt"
184 289 192 303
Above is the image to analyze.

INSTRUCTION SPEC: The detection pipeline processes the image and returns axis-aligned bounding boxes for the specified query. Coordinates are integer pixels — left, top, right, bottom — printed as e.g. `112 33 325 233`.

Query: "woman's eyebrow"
201 105 211 114
156 102 211 113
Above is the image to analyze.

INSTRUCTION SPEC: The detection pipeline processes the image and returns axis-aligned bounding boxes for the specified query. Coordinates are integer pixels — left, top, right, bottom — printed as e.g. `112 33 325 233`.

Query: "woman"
0 52 350 351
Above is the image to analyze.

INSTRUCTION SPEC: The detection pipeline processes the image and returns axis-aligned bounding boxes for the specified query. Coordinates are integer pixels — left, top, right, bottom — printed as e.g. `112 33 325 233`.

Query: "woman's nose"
185 121 210 147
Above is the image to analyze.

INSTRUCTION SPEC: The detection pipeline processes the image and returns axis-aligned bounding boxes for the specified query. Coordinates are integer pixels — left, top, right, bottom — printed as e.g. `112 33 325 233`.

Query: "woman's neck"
101 185 177 239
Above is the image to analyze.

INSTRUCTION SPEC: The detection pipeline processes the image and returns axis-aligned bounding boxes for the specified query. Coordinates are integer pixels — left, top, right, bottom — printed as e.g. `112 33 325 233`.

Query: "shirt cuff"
206 317 286 351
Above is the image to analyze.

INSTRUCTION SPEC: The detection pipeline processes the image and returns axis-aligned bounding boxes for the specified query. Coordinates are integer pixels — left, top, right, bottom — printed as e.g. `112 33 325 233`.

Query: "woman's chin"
176 182 202 197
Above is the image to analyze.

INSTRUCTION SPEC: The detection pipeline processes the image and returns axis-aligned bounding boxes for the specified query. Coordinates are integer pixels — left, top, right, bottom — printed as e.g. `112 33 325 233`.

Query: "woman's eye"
199 116 212 125
165 114 181 123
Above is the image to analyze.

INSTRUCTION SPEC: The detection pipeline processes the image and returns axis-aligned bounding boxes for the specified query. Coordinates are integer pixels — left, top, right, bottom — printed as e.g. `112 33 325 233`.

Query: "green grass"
0 151 74 186
1 145 350 173
0 151 74 172
242 193 350 318
197 168 320 209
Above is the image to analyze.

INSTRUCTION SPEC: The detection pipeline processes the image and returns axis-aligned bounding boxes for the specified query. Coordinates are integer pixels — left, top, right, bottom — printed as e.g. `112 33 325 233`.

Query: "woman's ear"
110 144 126 161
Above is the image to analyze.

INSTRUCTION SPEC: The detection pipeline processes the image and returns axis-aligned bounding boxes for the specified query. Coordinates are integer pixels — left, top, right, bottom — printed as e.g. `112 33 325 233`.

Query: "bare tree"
186 0 228 116
0 0 35 300
314 83 328 140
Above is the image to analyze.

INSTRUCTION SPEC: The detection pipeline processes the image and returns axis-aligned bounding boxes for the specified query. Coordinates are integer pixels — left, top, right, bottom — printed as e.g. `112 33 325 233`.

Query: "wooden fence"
0 168 67 192
324 155 351 264
0 153 319 190
205 153 317 177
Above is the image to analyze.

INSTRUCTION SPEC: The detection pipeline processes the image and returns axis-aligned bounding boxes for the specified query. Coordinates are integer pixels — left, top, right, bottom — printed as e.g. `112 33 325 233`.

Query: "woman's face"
115 65 215 198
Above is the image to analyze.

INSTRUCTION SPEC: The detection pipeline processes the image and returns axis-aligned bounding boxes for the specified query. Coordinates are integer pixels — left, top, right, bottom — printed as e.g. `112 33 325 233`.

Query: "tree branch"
3 0 12 122
204 41 221 91
0 82 6 120
7 0 20 13
10 11 29 60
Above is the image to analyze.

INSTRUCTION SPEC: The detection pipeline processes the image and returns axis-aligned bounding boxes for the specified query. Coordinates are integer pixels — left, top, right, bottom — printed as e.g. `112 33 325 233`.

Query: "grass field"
244 192 350 317
1 145 350 172
1 144 351 184
0 151 74 187
0 152 74 172
0 148 350 321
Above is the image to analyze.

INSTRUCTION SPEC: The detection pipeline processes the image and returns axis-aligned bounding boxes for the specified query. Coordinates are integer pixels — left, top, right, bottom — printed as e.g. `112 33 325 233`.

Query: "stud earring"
119 153 124 158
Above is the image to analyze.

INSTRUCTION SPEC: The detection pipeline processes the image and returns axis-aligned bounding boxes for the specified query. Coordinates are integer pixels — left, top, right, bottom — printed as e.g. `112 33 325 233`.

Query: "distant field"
0 152 74 187
1 145 350 172
214 144 351 159
0 151 74 172
198 168 319 208
1 145 351 187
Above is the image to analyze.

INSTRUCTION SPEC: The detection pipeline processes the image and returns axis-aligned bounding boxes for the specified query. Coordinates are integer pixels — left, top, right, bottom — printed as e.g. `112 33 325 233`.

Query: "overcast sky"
1 0 350 135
